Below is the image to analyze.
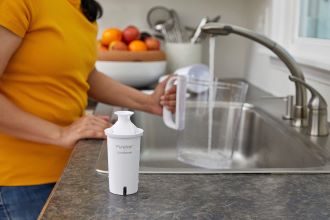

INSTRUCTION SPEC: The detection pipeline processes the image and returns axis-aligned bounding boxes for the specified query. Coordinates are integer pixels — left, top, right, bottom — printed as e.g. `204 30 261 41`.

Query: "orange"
101 28 122 46
109 40 128 51
97 40 108 52
128 40 147 52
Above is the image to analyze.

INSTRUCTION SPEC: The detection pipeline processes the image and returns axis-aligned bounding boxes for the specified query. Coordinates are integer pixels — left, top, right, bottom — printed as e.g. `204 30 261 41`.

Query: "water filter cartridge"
104 111 144 195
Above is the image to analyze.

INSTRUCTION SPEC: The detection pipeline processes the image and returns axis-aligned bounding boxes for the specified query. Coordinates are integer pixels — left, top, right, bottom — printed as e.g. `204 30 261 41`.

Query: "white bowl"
96 61 167 88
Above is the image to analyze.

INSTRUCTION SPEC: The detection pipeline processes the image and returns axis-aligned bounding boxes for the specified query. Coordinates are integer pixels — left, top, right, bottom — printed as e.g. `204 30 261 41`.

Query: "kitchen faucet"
289 76 328 136
201 23 308 128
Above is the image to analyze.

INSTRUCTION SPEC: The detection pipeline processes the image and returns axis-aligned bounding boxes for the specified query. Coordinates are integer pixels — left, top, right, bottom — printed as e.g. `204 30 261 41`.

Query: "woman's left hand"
148 76 176 116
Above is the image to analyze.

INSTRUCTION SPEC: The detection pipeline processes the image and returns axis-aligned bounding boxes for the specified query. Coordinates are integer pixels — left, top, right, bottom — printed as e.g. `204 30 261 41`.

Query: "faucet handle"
289 76 327 109
289 76 328 136
283 95 294 120
258 95 294 120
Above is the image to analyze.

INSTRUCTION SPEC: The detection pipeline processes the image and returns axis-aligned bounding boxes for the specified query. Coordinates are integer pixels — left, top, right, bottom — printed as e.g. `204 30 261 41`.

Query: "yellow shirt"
0 0 97 185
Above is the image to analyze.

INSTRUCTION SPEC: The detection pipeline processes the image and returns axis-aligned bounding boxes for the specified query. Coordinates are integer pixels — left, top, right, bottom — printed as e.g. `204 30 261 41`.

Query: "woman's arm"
87 69 176 115
0 26 109 148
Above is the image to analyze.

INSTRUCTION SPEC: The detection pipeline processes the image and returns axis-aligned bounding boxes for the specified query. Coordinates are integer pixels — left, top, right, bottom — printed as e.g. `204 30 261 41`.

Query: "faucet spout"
202 23 308 127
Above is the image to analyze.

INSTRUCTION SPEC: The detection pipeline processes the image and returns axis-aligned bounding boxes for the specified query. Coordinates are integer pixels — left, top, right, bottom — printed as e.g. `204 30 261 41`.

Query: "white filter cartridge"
104 111 143 195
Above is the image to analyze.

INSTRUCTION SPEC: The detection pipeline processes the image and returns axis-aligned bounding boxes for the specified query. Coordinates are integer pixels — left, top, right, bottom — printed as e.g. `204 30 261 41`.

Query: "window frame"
268 0 330 70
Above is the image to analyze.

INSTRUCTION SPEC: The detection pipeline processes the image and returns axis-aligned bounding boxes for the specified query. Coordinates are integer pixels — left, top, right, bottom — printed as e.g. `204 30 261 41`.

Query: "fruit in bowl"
145 37 160 50
128 40 148 52
97 25 166 88
109 41 128 51
97 25 165 61
140 32 152 41
99 25 161 52
101 28 122 47
122 25 140 44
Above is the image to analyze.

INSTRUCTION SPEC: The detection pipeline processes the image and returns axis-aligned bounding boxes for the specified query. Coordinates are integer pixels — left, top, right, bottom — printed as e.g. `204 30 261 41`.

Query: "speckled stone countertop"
39 138 330 219
39 85 330 219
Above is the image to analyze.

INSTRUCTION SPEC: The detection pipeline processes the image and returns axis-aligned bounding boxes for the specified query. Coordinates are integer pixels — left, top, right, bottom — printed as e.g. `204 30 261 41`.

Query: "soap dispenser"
104 111 144 195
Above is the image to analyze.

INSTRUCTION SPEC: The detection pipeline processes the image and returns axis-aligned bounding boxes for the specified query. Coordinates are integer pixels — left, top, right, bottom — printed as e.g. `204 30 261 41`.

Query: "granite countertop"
39 138 330 219
39 85 330 219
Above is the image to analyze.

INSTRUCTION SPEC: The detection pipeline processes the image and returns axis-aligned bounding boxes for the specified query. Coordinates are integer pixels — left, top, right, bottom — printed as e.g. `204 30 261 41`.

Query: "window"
299 0 330 40
268 0 330 70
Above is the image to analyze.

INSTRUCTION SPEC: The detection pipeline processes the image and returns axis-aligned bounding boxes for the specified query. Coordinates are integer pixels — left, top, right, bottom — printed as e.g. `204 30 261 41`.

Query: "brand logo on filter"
116 145 133 154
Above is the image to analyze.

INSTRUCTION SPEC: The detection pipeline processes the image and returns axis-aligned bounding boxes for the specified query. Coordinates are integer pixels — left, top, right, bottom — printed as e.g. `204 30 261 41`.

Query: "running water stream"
207 37 216 153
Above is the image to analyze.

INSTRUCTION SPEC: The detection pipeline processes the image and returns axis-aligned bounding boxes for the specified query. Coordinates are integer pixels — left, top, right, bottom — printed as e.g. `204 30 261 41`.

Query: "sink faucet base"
292 105 308 127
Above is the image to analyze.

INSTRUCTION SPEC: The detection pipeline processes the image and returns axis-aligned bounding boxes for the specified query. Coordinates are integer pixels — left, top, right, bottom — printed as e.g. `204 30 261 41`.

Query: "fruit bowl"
97 25 167 88
96 50 167 88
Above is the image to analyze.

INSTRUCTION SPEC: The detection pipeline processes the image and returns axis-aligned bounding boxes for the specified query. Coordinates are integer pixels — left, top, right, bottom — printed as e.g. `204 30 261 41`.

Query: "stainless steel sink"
95 99 330 174
95 80 330 173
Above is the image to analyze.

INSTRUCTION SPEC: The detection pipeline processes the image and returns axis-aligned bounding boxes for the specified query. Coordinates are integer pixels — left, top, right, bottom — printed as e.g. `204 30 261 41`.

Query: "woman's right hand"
57 115 111 148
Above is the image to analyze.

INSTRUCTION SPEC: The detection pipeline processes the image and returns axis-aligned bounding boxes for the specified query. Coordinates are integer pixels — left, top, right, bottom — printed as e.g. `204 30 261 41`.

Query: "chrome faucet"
202 23 308 128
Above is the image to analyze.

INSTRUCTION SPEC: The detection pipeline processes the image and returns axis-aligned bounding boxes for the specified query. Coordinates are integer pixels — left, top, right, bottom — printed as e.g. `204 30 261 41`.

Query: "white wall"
97 0 251 78
244 0 330 120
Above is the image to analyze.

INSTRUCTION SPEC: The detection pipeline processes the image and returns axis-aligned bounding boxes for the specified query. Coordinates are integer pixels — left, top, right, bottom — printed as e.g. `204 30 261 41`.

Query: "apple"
109 40 128 51
122 26 140 44
145 37 160 50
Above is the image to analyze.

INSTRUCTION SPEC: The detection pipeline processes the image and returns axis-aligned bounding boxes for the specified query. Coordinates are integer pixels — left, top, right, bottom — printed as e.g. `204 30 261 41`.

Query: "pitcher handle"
163 75 187 130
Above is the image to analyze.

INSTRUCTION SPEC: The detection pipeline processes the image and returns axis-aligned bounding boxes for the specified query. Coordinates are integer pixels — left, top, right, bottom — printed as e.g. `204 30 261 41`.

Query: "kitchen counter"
39 85 330 220
39 139 330 219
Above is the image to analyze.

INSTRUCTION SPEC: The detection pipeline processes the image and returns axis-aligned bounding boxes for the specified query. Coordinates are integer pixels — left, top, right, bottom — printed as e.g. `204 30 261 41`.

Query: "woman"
0 0 175 219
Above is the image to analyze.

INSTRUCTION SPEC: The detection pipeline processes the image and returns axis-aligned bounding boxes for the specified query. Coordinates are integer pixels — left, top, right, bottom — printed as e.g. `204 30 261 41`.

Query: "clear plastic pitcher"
163 76 248 169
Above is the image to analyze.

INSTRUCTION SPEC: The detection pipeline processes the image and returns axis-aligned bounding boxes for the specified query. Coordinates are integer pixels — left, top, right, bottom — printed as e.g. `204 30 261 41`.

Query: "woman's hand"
148 75 177 116
57 115 111 148
160 85 176 113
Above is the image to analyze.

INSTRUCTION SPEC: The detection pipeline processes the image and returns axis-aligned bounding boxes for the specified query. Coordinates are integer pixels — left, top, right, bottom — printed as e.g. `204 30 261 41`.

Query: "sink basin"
96 103 330 174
